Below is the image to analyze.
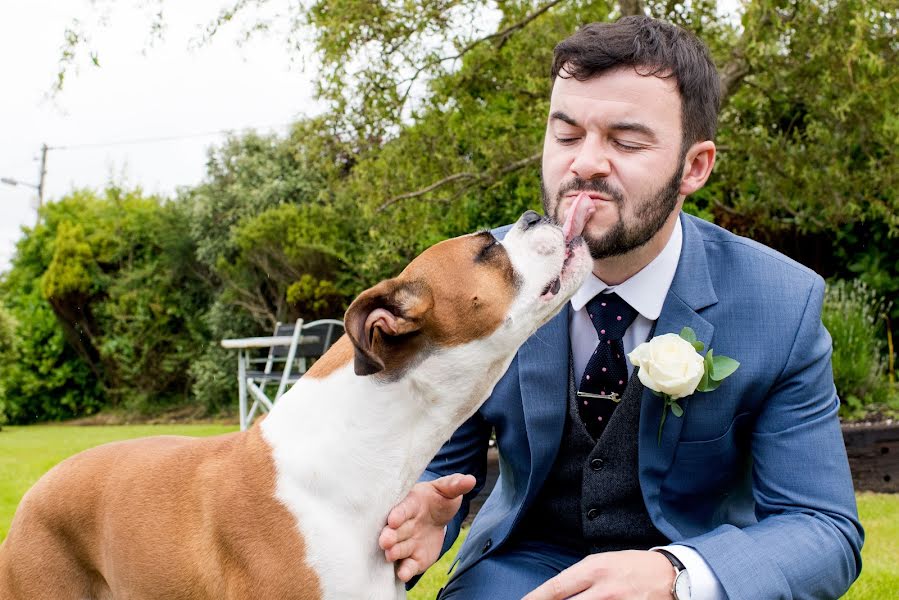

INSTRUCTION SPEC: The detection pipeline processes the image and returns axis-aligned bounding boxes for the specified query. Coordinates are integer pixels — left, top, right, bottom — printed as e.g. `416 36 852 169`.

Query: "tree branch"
394 0 567 110
379 172 478 210
450 0 567 60
378 152 542 212
618 0 646 17
720 51 751 104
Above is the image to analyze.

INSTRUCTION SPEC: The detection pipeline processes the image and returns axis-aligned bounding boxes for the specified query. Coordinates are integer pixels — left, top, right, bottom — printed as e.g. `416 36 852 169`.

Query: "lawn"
0 424 895 598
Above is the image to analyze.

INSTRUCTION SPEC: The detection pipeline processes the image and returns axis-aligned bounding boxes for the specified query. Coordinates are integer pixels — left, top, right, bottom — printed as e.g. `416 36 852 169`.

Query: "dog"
0 210 590 599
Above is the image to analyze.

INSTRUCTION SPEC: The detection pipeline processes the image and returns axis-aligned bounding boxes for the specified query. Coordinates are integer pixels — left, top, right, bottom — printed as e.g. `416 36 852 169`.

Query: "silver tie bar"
576 391 622 403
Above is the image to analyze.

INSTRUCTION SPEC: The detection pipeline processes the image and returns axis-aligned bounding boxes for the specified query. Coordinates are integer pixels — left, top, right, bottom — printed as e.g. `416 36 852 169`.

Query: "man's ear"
343 279 433 376
678 140 716 196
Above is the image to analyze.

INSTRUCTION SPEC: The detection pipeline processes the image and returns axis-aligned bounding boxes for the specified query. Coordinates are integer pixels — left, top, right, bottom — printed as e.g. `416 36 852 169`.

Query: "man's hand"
522 550 675 600
378 473 477 582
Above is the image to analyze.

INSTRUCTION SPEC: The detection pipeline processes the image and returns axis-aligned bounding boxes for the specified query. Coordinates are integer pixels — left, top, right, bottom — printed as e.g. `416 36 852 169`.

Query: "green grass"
842 492 899 599
1 425 895 598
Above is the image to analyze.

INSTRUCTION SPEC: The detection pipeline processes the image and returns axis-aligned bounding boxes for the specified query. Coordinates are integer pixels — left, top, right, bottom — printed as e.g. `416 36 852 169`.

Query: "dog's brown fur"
0 427 320 599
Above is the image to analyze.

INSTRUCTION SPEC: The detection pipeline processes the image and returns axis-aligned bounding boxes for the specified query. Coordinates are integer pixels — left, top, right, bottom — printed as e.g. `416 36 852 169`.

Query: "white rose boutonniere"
628 327 740 444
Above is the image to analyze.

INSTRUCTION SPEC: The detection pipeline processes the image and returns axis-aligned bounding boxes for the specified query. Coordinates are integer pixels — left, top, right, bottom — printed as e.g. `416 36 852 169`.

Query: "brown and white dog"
0 211 590 600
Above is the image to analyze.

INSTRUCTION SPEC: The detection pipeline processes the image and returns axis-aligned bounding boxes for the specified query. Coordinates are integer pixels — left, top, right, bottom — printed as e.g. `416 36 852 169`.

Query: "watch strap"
654 548 690 600
654 548 686 571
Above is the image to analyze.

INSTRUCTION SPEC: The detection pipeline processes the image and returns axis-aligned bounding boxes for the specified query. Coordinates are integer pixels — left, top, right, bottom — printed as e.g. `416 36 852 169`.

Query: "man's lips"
564 191 612 202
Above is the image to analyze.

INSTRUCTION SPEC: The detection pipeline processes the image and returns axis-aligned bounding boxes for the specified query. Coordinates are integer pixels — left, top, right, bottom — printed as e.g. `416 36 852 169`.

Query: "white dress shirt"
568 215 725 600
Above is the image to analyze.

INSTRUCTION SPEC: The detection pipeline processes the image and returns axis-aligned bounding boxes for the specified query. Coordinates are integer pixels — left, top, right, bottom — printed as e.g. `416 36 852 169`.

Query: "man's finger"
384 538 416 562
386 495 420 529
379 513 418 550
377 527 394 550
522 567 591 600
395 557 422 582
430 473 476 499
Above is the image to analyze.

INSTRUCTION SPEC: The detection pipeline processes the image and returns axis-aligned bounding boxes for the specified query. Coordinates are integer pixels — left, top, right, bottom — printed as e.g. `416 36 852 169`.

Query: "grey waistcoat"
515 358 668 554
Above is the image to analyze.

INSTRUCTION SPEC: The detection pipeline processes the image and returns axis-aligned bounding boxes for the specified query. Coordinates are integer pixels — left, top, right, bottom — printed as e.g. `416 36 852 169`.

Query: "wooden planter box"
842 423 898 493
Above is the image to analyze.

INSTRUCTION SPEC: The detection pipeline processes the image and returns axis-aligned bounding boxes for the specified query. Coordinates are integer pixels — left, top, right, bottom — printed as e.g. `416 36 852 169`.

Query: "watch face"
674 570 692 600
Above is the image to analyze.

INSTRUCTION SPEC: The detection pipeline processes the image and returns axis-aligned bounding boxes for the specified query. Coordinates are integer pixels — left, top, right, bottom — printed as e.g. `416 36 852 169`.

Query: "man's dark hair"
551 15 721 150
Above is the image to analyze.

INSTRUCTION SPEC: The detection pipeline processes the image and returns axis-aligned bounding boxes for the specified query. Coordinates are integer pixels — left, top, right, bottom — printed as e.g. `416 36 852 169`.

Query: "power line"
50 122 295 151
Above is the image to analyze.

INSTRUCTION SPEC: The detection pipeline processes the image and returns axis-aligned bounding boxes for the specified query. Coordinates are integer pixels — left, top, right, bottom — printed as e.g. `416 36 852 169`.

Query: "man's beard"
542 165 683 260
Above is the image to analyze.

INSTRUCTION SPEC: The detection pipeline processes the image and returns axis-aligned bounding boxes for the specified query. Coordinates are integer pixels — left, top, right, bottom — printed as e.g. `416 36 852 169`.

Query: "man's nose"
570 136 611 180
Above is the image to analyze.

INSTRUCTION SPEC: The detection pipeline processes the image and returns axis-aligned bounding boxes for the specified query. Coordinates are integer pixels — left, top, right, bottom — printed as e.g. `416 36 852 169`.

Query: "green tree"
181 121 359 410
0 217 103 423
0 187 214 421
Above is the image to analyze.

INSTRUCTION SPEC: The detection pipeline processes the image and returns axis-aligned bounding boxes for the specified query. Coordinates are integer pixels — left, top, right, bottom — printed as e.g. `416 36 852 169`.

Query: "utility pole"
37 143 48 213
1 143 49 225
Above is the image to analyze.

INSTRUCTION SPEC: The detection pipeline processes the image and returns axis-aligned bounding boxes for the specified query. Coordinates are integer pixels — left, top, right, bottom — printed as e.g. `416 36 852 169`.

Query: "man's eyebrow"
609 121 658 141
551 112 659 142
550 111 579 127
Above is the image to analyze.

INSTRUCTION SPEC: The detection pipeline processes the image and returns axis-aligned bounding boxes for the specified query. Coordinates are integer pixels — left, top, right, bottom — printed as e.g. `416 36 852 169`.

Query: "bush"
823 279 896 419
0 292 104 424
0 306 16 423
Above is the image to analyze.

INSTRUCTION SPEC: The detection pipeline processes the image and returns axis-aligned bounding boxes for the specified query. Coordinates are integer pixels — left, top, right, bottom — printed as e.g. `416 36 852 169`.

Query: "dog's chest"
261 381 415 599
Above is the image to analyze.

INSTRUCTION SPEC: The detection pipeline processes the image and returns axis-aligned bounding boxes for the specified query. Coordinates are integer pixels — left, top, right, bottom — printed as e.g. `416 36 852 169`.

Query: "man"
378 15 863 600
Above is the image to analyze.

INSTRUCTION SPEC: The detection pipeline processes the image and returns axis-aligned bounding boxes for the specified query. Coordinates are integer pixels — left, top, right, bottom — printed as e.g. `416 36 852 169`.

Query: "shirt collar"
570 214 683 321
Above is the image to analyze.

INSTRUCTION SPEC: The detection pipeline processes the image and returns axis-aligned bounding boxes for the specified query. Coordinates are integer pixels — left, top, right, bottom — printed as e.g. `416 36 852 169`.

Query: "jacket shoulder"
685 214 823 292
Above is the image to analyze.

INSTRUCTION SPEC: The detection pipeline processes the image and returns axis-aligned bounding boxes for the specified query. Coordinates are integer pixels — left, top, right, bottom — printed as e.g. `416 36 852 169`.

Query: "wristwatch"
654 548 692 600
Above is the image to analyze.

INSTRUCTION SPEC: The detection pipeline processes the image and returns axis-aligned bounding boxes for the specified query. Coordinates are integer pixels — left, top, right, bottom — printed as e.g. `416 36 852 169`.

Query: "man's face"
541 67 686 259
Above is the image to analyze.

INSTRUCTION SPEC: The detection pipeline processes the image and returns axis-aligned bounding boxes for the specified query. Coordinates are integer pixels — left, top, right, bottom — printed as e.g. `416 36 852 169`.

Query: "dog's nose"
519 210 544 231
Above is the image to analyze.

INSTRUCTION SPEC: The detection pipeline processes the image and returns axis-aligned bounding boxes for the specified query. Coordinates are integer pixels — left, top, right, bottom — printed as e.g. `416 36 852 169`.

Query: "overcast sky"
0 0 321 272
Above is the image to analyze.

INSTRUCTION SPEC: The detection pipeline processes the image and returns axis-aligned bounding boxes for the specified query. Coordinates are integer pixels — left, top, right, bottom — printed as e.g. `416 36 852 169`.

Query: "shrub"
0 306 16 423
823 279 895 419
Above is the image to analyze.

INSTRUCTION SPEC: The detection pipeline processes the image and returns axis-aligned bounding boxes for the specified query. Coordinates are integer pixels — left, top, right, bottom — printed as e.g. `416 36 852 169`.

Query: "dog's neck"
259 341 513 528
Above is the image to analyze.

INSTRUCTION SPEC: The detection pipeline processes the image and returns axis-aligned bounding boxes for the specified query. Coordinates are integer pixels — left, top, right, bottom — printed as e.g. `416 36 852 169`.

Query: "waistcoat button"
586 508 600 520
590 458 604 471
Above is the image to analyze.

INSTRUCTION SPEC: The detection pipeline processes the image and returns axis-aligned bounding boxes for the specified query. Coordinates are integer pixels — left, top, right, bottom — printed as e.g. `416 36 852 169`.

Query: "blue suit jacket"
419 214 863 599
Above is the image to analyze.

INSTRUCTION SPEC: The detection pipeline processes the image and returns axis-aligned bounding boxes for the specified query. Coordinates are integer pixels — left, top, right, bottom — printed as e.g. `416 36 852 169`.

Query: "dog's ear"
343 279 433 376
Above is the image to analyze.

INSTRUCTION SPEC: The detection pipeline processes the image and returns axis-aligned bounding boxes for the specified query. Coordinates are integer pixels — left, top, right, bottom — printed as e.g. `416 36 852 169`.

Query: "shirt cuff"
652 544 726 600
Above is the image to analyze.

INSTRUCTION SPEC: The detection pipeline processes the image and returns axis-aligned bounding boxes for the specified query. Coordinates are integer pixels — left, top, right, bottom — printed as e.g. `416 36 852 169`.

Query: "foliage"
0 188 213 422
179 122 359 410
712 0 898 236
0 287 103 425
823 279 896 420
0 306 17 422
0 211 104 424
6 1 895 420
834 221 899 326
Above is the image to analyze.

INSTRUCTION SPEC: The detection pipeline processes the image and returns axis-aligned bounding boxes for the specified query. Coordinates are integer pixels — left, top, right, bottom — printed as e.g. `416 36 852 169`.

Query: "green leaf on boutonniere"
697 349 722 392
710 355 740 381
678 327 705 352
670 400 684 417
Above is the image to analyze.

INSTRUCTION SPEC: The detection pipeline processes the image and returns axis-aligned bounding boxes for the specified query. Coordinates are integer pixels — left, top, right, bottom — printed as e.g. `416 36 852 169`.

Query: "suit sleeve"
682 276 864 600
406 409 493 589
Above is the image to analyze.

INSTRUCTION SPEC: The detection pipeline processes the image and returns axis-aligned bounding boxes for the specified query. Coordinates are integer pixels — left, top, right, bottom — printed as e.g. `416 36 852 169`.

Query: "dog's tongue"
562 192 595 243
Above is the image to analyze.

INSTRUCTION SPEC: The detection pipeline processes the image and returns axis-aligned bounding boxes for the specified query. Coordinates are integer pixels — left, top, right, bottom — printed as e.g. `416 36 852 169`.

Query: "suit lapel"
519 304 571 495
638 215 718 520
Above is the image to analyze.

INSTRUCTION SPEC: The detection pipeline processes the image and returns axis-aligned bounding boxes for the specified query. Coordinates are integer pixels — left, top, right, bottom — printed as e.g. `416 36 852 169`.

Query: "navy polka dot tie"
577 292 638 439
